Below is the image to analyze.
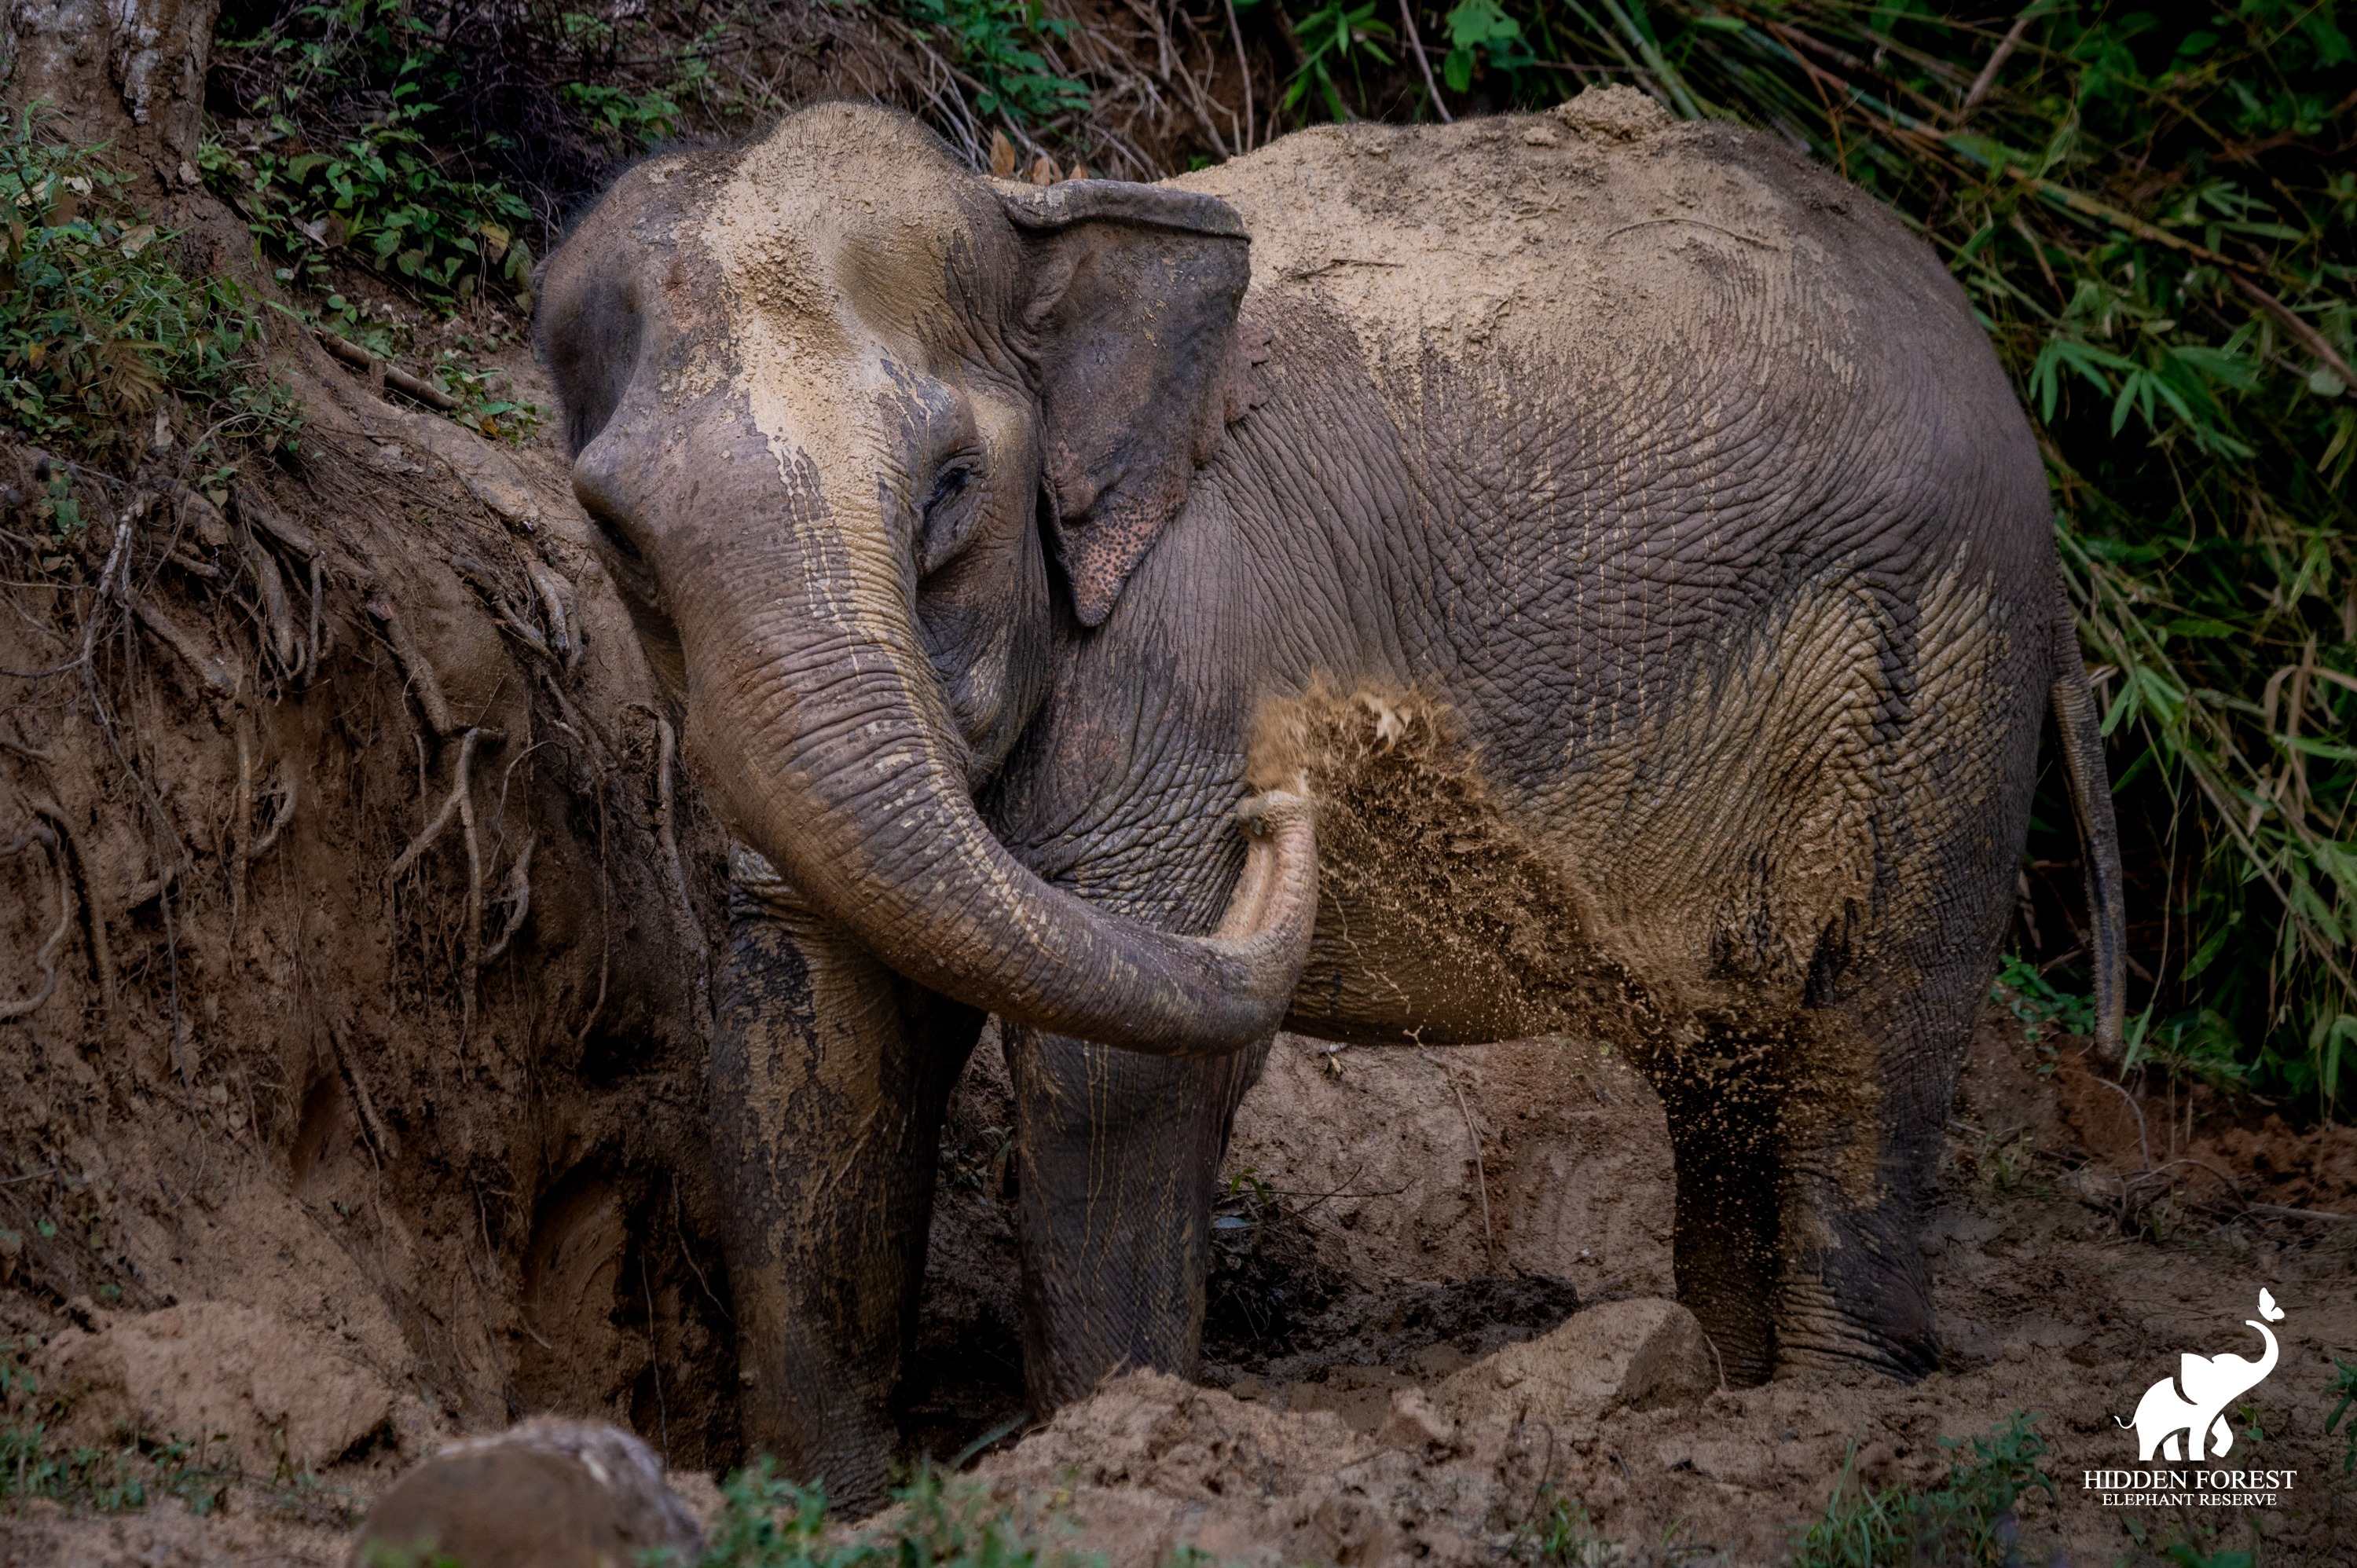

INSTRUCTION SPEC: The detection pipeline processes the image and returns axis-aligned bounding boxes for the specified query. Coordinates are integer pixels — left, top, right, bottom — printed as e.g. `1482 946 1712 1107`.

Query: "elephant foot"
740 1396 897 1517
1772 1263 1938 1380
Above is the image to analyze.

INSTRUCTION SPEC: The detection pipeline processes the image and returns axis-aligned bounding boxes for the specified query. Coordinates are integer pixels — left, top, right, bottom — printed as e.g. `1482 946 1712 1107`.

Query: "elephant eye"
925 464 970 515
916 457 984 575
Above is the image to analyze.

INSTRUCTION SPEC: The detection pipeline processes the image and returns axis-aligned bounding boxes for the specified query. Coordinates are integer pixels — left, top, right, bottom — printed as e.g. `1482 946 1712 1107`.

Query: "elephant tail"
2051 599 2129 1064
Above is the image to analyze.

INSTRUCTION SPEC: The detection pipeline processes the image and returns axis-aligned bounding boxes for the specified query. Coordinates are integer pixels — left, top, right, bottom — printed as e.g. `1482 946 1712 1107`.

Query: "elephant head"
535 104 1315 1053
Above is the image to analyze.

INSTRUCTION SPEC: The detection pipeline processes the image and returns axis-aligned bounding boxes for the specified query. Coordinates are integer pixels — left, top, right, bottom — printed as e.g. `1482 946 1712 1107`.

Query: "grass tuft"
1793 1412 2055 1568
674 1456 1089 1568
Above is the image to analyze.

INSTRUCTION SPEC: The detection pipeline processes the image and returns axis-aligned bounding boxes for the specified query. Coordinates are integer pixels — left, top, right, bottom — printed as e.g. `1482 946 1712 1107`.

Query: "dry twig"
316 330 463 412
1398 0 1451 123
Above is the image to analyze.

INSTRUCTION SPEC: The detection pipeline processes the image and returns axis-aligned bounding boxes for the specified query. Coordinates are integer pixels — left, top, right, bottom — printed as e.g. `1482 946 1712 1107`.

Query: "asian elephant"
536 86 2125 1503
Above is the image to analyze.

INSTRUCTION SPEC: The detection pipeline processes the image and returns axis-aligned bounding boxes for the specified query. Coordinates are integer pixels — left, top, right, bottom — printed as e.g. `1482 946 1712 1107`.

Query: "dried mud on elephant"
1 11 2354 1568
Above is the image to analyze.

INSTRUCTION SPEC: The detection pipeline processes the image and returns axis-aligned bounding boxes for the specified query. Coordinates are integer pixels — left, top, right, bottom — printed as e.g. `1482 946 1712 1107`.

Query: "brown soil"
959 1020 2357 1565
5 334 2355 1566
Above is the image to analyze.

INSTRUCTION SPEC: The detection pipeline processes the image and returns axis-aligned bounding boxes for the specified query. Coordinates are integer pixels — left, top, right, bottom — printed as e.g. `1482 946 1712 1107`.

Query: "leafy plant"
562 81 682 152
200 82 534 308
1793 1412 2055 1568
0 108 299 460
883 0 1092 126
1444 0 1530 96
204 0 716 308
1514 1483 1615 1566
674 1456 1079 1568
1992 954 2098 1044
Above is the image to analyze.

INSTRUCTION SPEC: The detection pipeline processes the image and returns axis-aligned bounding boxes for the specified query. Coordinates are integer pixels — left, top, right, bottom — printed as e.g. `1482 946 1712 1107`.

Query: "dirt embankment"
1 319 748 1519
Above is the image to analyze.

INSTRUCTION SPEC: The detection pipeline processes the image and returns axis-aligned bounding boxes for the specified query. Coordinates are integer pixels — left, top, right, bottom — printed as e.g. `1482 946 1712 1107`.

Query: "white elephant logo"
2117 1290 2286 1461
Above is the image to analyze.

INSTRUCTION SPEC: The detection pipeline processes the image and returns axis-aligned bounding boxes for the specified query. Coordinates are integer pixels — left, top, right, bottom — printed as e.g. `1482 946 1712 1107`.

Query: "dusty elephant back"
1169 86 1979 413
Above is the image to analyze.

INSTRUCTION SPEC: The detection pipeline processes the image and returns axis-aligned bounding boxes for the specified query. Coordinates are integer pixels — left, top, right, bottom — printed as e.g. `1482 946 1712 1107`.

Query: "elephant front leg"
1003 1026 1269 1411
1654 1037 1785 1387
712 855 982 1509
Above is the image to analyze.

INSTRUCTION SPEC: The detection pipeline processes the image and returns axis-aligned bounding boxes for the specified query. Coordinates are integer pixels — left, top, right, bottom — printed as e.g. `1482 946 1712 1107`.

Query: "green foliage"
1444 0 1530 96
202 1 537 308
1992 954 2098 1043
882 0 1091 126
357 1544 466 1568
2328 1356 2357 1475
562 81 683 152
0 108 299 460
676 1456 1083 1568
203 0 715 306
200 96 533 308
1226 0 2357 1114
1255 0 1398 121
1793 1412 2055 1568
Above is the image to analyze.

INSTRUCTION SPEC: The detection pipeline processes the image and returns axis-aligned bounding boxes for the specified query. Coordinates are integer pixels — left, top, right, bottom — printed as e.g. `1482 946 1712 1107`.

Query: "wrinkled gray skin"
537 92 2124 1505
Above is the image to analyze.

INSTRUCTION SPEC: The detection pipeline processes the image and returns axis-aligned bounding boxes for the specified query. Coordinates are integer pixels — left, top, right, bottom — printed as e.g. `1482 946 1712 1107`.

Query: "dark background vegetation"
14 0 2356 1116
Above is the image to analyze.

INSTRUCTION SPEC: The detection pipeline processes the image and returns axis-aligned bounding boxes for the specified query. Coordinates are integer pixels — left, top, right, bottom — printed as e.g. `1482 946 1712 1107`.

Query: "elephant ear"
997 178 1252 627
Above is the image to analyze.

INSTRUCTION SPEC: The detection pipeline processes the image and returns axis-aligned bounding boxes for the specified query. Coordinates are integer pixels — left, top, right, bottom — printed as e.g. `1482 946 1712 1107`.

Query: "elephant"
2119 1294 2283 1461
535 86 2126 1503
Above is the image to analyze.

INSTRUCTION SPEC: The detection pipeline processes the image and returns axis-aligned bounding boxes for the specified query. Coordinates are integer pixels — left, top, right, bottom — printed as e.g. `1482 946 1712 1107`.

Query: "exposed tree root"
0 821 70 1021
521 555 580 676
249 770 295 859
328 1018 400 1166
387 727 486 882
480 833 535 964
369 595 456 735
33 799 114 1009
230 717 255 929
130 592 238 699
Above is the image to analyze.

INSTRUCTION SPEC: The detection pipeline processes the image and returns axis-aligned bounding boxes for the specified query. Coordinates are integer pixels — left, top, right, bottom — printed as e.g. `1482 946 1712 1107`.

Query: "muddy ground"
2 326 2354 1567
6 996 2355 1564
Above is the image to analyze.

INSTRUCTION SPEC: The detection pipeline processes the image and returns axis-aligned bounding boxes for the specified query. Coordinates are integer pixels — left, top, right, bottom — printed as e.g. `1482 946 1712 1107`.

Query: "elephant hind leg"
1653 1028 1784 1387
1770 991 1948 1380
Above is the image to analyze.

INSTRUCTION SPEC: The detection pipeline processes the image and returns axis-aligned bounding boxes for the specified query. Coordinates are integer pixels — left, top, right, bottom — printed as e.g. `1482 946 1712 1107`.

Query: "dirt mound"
39 1300 401 1474
0 1501 346 1568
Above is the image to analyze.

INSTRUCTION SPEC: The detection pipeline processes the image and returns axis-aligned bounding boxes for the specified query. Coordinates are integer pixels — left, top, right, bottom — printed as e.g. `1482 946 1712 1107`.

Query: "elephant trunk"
673 493 1316 1056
